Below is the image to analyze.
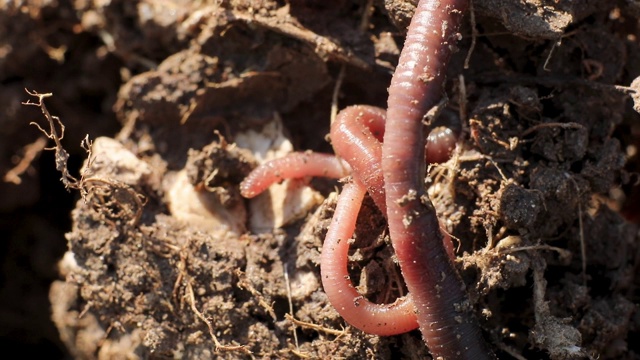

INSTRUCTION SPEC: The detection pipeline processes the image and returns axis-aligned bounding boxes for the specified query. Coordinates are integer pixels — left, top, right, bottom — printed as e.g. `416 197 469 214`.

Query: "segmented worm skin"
331 105 387 212
383 0 492 358
240 105 457 336
240 105 458 202
239 152 350 198
239 0 493 356
320 179 419 335
426 126 457 164
237 112 422 334
323 105 456 335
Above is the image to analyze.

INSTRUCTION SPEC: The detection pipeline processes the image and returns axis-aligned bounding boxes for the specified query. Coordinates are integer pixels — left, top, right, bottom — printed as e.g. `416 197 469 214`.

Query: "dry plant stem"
3 136 47 184
284 313 348 337
23 89 79 189
321 180 419 335
382 0 492 358
185 280 248 354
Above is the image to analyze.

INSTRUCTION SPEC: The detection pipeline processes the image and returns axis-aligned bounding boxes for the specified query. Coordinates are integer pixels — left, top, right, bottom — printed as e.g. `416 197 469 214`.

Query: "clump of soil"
1 1 639 359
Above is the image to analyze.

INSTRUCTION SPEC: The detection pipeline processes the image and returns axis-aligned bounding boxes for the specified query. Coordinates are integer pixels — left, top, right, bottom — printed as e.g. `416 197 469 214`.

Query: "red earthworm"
329 104 458 209
238 108 421 334
240 0 492 355
331 105 386 212
240 105 456 336
239 106 457 202
239 105 386 204
320 179 419 335
325 104 448 335
383 0 492 358
426 126 457 164
239 152 349 198
321 104 456 334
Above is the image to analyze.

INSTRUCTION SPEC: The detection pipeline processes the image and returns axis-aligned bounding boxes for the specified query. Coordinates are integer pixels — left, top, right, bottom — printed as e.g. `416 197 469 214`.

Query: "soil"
1 1 640 359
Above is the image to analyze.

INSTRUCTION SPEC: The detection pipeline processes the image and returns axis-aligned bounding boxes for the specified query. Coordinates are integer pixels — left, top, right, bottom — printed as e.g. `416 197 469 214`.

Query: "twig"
463 0 477 69
284 313 349 338
3 136 47 184
359 0 375 32
283 265 299 349
565 174 587 286
23 89 146 227
499 244 572 262
330 64 347 125
22 89 79 190
185 280 249 354
228 11 369 70
470 73 636 95
235 269 277 321
495 342 528 360
543 39 561 72
521 122 585 137
290 348 312 358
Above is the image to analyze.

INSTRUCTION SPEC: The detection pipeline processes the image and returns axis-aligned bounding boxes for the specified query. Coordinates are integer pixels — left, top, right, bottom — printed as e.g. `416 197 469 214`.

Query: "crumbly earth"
1 1 639 359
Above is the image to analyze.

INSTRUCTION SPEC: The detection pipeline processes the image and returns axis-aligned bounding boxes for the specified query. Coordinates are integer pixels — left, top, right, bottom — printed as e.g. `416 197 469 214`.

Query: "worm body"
239 1 493 356
426 126 457 164
239 152 349 198
320 180 418 335
241 105 457 336
331 106 458 208
383 0 492 358
331 105 386 211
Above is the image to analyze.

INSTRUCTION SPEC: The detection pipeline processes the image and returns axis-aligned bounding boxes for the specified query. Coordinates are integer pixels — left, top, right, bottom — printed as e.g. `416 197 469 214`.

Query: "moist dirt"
1 1 639 359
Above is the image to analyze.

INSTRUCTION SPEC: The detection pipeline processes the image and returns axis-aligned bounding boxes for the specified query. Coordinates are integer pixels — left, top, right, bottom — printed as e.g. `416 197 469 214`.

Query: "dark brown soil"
1 1 640 359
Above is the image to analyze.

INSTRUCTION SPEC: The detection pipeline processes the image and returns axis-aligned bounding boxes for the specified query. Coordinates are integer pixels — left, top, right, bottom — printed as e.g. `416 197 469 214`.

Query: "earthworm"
240 105 456 336
239 105 383 203
322 105 456 335
330 105 386 211
330 105 455 254
240 104 384 207
383 0 492 358
320 179 419 335
240 0 492 355
240 105 456 203
426 126 457 164
238 107 421 334
239 152 349 198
